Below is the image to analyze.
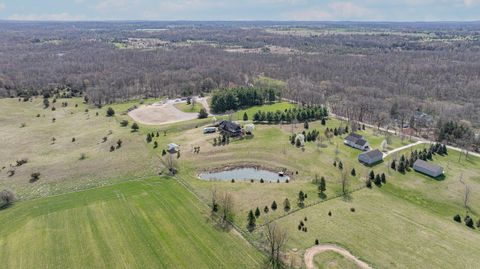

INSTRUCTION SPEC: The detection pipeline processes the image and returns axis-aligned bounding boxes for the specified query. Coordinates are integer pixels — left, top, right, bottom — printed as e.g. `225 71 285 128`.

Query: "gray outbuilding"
358 149 384 165
413 159 444 178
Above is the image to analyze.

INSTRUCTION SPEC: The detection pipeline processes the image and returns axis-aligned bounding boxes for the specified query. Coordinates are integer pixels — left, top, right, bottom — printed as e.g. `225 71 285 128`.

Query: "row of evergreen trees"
252 106 328 123
437 121 474 144
210 87 277 113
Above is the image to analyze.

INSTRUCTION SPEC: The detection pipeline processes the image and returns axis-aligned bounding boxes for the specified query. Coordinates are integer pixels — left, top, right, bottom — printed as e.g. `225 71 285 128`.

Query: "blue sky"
0 0 479 21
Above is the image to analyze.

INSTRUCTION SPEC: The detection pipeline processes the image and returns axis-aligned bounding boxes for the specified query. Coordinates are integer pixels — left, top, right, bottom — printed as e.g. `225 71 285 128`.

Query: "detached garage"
413 159 444 178
358 149 384 166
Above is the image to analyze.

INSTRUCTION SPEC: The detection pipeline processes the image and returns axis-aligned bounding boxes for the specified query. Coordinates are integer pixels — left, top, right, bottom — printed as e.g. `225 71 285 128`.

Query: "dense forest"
0 21 479 137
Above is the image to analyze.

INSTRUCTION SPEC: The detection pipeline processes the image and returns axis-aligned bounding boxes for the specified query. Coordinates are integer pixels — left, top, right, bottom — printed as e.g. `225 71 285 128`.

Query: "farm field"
2 99 480 269
0 177 264 269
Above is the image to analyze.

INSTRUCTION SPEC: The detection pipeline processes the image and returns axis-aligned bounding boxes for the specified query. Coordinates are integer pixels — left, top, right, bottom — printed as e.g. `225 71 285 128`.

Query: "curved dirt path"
304 244 373 269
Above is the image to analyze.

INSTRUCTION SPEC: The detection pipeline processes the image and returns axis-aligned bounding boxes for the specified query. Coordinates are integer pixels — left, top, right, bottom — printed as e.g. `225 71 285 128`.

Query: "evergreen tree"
338 161 343 170
319 177 326 195
381 173 386 183
321 118 326 125
247 210 256 228
243 112 248 121
391 160 396 170
146 133 152 143
106 107 115 117
264 206 269 214
351 168 356 176
131 122 139 132
283 198 291 211
255 207 261 218
369 170 375 180
374 174 382 186
298 191 305 207
304 121 309 129
271 201 277 211
198 108 208 119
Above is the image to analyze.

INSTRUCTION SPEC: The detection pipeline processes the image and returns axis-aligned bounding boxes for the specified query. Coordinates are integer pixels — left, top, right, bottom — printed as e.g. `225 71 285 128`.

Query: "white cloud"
7 12 86 21
0 2 5 11
464 0 480 6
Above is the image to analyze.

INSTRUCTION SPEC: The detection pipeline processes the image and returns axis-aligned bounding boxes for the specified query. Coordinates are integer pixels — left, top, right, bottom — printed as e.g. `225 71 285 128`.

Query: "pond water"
199 168 289 182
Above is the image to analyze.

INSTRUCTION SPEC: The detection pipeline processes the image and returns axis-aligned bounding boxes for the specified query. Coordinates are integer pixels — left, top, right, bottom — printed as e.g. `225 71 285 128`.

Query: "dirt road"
304 244 373 269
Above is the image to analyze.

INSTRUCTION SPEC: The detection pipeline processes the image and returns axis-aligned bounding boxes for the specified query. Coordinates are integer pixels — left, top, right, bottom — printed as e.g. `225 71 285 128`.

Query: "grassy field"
173 101 205 113
0 177 264 268
0 97 160 200
3 98 480 269
314 251 360 269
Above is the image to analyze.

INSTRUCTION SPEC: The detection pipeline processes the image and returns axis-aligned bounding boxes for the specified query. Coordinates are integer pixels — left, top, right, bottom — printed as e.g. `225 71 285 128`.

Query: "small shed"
245 124 255 135
167 143 179 154
358 149 383 165
295 134 305 147
413 159 444 178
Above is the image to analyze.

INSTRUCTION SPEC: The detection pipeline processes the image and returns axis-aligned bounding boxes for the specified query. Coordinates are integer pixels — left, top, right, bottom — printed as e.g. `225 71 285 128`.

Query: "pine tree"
381 173 386 183
321 118 326 125
304 121 309 129
319 177 326 194
271 201 277 211
264 206 269 214
106 107 115 117
255 207 261 218
247 210 256 228
146 133 152 143
283 198 291 211
243 112 248 121
369 170 375 180
338 161 343 170
374 174 381 186
351 168 356 176
391 160 396 170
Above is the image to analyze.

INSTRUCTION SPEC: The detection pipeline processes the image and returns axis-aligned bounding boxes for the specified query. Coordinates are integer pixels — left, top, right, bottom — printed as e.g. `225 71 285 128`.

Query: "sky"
0 0 479 21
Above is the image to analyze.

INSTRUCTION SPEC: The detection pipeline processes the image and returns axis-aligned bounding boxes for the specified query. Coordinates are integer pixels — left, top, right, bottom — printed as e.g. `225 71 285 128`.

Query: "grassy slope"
0 177 263 269
314 251 360 269
236 102 296 120
0 98 159 199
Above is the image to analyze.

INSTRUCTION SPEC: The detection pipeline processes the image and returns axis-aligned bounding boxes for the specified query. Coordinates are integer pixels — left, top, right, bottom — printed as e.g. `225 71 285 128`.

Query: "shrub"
198 108 208 119
30 172 41 183
351 168 356 176
110 145 115 152
328 211 332 216
120 120 129 127
0 189 16 208
79 153 86 160
117 139 123 148
72 137 76 142
315 239 319 245
271 201 277 211
106 107 115 117
153 141 158 148
260 178 264 183
453 214 461 223
350 207 355 212
231 179 235 183
465 216 474 228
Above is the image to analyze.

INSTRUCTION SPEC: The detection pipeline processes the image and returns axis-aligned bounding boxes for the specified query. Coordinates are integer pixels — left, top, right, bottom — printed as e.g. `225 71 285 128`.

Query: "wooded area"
0 21 479 131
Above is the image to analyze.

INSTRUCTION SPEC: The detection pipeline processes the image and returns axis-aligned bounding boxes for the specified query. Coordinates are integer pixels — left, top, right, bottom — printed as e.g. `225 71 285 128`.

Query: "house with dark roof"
344 133 370 151
167 143 179 154
218 120 243 136
358 149 384 165
413 159 444 178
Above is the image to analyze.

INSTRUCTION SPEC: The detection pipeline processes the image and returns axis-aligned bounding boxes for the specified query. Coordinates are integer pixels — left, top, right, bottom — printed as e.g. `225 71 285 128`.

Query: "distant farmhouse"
413 159 444 178
358 149 384 166
218 120 243 136
344 133 370 151
413 111 434 127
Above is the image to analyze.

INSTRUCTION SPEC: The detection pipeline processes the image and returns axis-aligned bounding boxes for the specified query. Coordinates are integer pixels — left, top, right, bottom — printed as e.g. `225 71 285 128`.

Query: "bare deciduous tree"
264 222 288 269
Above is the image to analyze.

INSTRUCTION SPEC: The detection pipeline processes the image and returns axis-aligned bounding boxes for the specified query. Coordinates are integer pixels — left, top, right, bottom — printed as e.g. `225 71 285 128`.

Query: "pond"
198 168 289 182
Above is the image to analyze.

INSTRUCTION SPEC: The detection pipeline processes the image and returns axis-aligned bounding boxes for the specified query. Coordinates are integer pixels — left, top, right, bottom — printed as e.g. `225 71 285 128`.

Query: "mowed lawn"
0 177 264 269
